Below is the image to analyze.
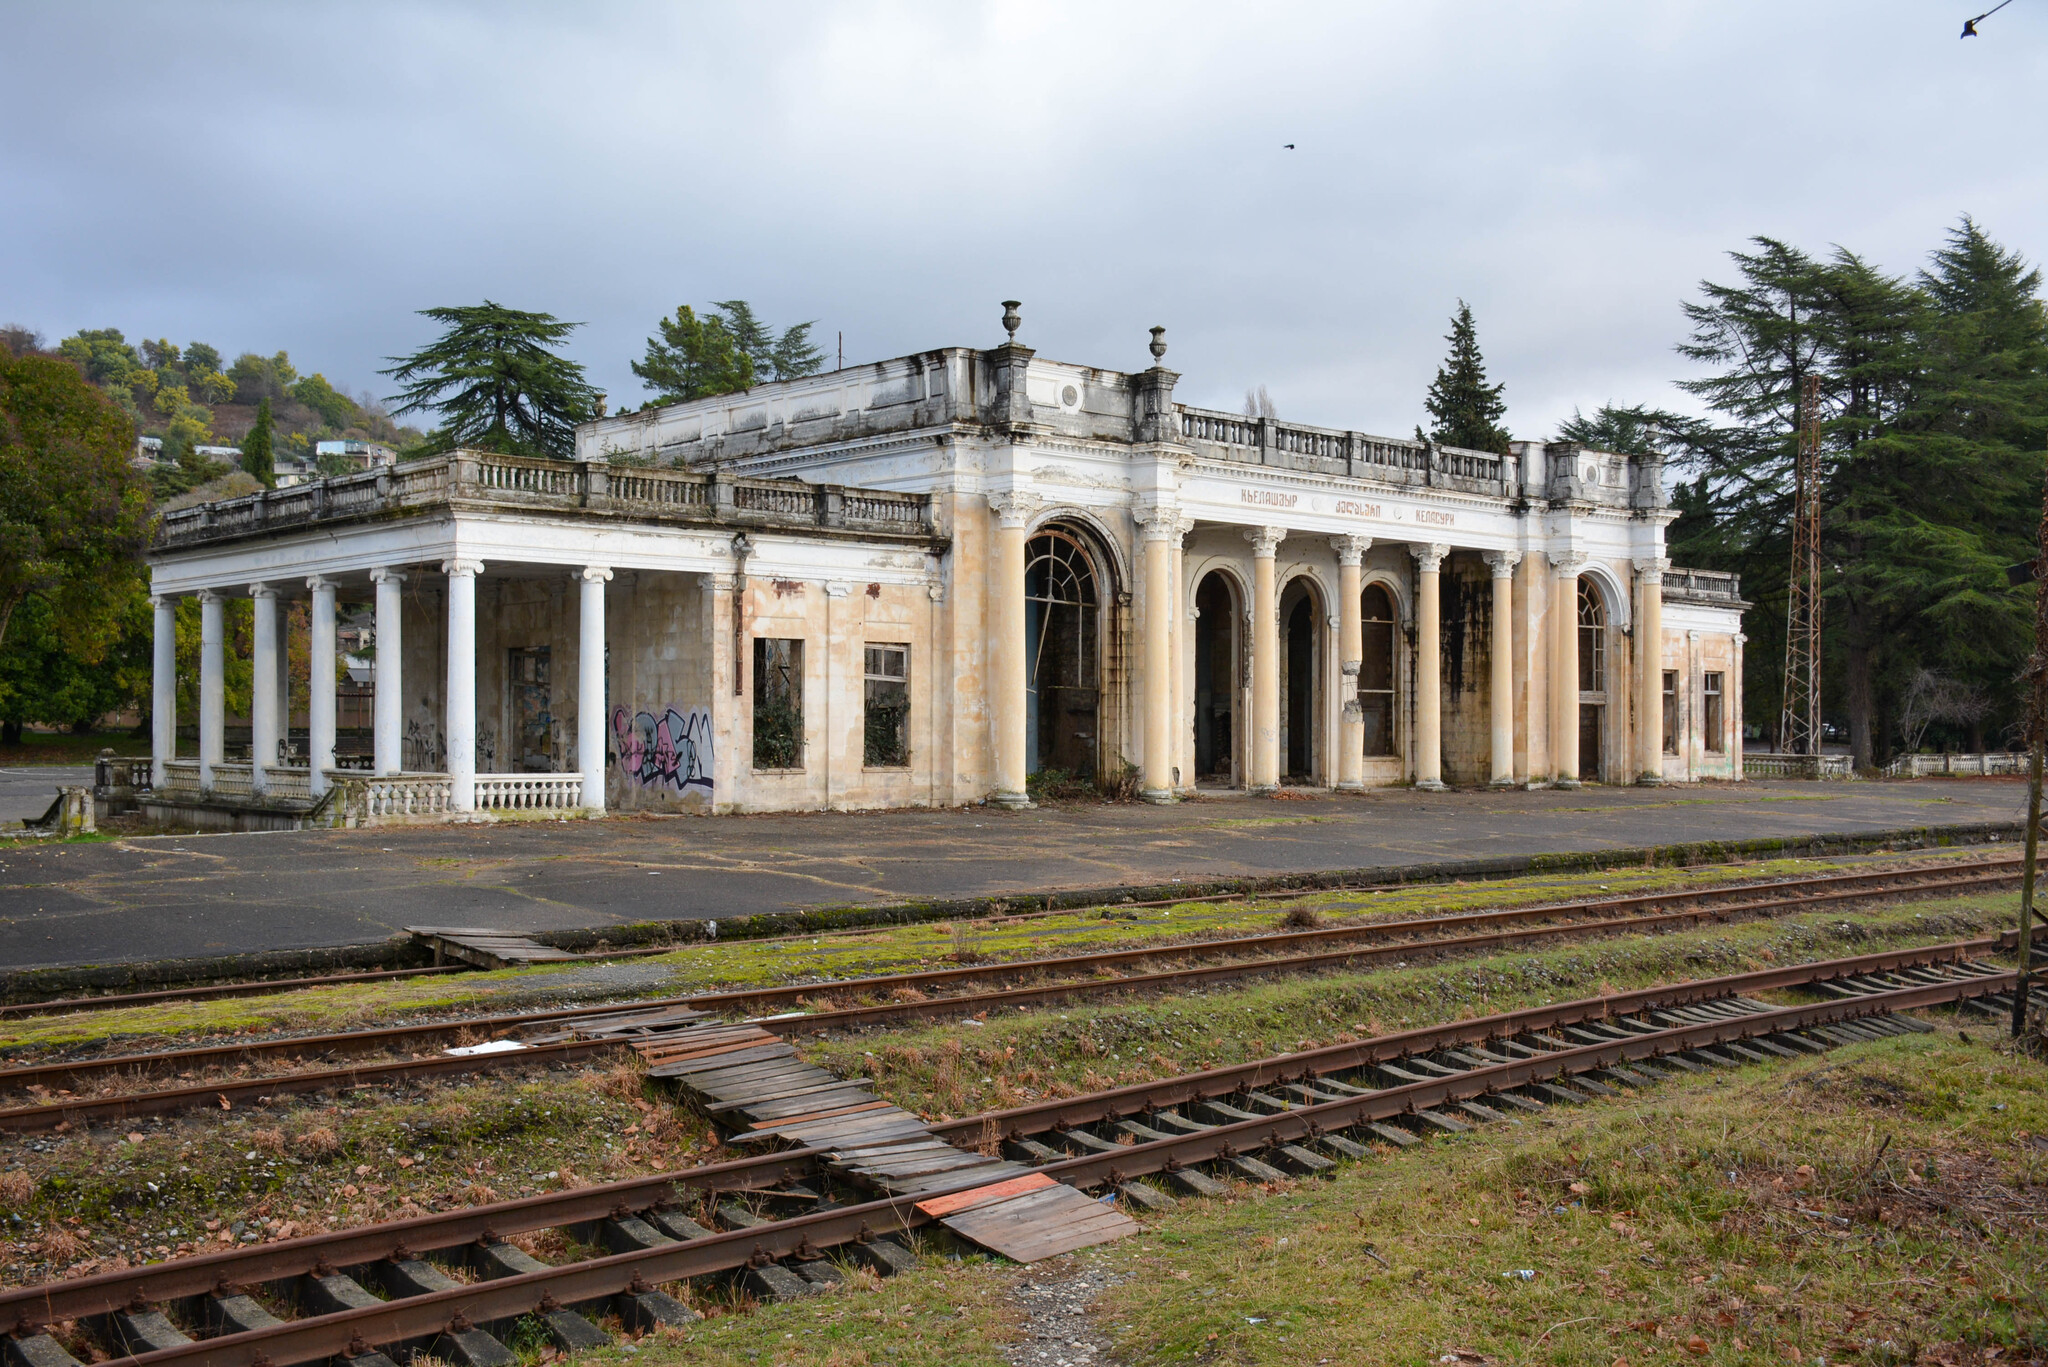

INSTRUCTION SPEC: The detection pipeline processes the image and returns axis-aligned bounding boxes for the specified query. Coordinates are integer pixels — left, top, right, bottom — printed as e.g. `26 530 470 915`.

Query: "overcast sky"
4 2 2043 440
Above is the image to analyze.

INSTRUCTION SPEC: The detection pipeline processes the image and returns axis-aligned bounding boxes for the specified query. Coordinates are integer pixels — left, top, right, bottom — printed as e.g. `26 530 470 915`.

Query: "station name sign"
1226 486 1451 527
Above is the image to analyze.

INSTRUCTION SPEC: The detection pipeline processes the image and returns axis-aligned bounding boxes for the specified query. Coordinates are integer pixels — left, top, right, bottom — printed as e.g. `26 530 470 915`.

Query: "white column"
988 492 1037 808
371 568 405 775
1551 552 1586 786
1136 508 1177 803
307 576 337 795
444 559 483 812
1245 526 1286 794
1332 536 1370 790
151 595 176 789
1485 551 1520 787
248 583 279 793
198 589 224 791
579 566 612 813
1635 557 1668 785
1411 544 1448 791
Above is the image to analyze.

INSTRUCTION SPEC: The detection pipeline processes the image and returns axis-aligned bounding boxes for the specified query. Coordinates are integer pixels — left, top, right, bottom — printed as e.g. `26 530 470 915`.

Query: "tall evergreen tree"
1423 300 1511 454
241 396 275 487
633 305 754 404
1668 222 2048 767
709 300 825 382
381 302 599 459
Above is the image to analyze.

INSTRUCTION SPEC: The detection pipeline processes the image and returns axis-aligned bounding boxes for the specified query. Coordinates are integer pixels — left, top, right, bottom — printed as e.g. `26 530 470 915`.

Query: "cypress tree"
241 396 275 487
1423 300 1511 454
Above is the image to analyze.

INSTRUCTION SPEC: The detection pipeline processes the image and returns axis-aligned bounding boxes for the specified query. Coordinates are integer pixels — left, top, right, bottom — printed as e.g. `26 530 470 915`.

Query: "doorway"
1576 579 1606 780
1192 571 1239 784
1279 578 1321 782
1023 528 1102 782
508 646 553 772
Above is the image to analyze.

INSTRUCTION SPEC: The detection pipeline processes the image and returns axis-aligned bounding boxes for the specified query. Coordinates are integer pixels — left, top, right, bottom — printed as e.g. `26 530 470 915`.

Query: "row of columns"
988 512 1661 802
151 563 614 814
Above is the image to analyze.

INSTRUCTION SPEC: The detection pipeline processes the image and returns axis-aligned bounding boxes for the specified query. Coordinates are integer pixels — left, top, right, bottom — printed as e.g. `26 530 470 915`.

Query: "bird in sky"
1283 143 1295 150
1961 0 2012 36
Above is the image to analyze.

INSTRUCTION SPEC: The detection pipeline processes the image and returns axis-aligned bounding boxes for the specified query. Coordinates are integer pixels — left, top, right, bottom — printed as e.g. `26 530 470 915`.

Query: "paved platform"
0 779 2025 970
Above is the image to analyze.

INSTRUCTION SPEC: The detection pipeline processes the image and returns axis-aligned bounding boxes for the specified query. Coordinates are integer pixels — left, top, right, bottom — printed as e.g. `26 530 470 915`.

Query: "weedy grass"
803 895 2015 1119
616 1246 1018 1367
1094 1026 2048 1364
0 850 1990 1055
0 1059 714 1287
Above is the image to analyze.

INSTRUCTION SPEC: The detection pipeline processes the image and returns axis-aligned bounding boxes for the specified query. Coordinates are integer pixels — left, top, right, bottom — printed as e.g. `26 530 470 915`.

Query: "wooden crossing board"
407 927 579 967
626 1016 1136 1263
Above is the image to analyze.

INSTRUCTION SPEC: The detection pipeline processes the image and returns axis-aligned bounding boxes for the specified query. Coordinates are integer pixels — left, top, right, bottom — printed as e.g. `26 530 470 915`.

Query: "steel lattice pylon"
1778 373 1825 756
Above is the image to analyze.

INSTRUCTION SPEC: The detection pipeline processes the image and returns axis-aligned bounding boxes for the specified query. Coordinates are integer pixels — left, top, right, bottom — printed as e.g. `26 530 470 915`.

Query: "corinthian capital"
1548 550 1588 575
987 490 1041 529
1330 534 1372 567
1409 542 1450 574
1632 555 1671 582
1482 549 1522 578
1243 525 1288 558
1132 503 1180 542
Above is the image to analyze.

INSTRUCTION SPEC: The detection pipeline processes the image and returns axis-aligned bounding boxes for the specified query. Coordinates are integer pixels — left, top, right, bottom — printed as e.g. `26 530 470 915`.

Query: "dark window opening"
1577 580 1605 780
752 637 804 769
1359 584 1397 758
1281 580 1319 781
1704 672 1725 753
1662 669 1679 755
508 646 552 772
864 643 909 767
1193 573 1238 783
1024 530 1100 781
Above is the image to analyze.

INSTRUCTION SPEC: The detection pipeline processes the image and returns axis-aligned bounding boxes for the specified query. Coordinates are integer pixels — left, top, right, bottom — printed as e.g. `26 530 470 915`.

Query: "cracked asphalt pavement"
0 778 2023 970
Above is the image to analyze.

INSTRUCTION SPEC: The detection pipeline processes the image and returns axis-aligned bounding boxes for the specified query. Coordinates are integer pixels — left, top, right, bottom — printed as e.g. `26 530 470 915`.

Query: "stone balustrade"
152 450 936 551
474 773 586 811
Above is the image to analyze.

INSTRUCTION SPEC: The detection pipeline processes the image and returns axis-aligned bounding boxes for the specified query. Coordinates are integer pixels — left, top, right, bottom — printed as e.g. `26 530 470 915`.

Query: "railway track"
0 855 2022 1134
0 850 2016 1022
0 935 2033 1367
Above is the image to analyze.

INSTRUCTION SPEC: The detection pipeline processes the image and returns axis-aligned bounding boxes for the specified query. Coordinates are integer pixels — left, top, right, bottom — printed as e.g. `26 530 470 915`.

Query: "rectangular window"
1703 672 1725 753
864 643 910 767
1662 669 1679 755
752 638 804 769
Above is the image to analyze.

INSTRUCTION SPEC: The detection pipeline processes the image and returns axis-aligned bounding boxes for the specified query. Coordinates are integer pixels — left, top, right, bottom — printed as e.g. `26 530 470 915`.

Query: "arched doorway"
1358 583 1398 758
1024 528 1103 781
1192 571 1240 785
1577 578 1607 780
1279 577 1323 782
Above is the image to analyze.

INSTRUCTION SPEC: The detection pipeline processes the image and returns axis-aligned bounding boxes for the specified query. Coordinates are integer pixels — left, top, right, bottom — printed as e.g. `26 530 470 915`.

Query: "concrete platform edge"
0 817 2018 1003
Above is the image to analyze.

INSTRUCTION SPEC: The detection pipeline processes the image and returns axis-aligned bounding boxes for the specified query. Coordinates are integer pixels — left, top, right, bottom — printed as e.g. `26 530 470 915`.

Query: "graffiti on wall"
613 704 714 795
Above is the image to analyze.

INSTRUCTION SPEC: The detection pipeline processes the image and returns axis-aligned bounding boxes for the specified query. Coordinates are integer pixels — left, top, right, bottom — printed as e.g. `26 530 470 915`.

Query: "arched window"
1023 530 1102 778
1577 579 1606 695
1359 584 1397 757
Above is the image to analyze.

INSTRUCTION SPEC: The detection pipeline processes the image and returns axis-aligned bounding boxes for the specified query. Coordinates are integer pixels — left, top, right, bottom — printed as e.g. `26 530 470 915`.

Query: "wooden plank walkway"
622 1018 1136 1262
407 926 581 967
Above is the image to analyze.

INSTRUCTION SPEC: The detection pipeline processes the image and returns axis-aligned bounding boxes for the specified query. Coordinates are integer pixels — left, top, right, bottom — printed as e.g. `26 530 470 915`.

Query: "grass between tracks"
806 894 2017 1120
0 847 2002 1055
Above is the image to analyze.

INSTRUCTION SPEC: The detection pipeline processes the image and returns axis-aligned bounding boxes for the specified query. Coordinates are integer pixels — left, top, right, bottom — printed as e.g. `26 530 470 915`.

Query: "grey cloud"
3 1 2041 439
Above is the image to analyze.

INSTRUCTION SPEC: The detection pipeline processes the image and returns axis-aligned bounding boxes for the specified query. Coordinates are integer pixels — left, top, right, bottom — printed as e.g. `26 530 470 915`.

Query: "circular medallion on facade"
1060 384 1080 408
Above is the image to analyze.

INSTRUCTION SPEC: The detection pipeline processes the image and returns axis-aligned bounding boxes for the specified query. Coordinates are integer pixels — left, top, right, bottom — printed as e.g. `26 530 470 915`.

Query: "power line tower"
1778 373 1825 756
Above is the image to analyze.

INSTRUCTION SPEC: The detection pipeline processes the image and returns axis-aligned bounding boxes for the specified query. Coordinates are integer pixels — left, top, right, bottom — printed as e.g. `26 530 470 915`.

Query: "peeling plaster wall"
606 571 715 812
1438 553 1496 786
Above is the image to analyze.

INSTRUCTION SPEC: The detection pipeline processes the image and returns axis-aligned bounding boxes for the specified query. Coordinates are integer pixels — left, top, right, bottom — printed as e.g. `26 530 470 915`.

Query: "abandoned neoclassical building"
143 319 1747 823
